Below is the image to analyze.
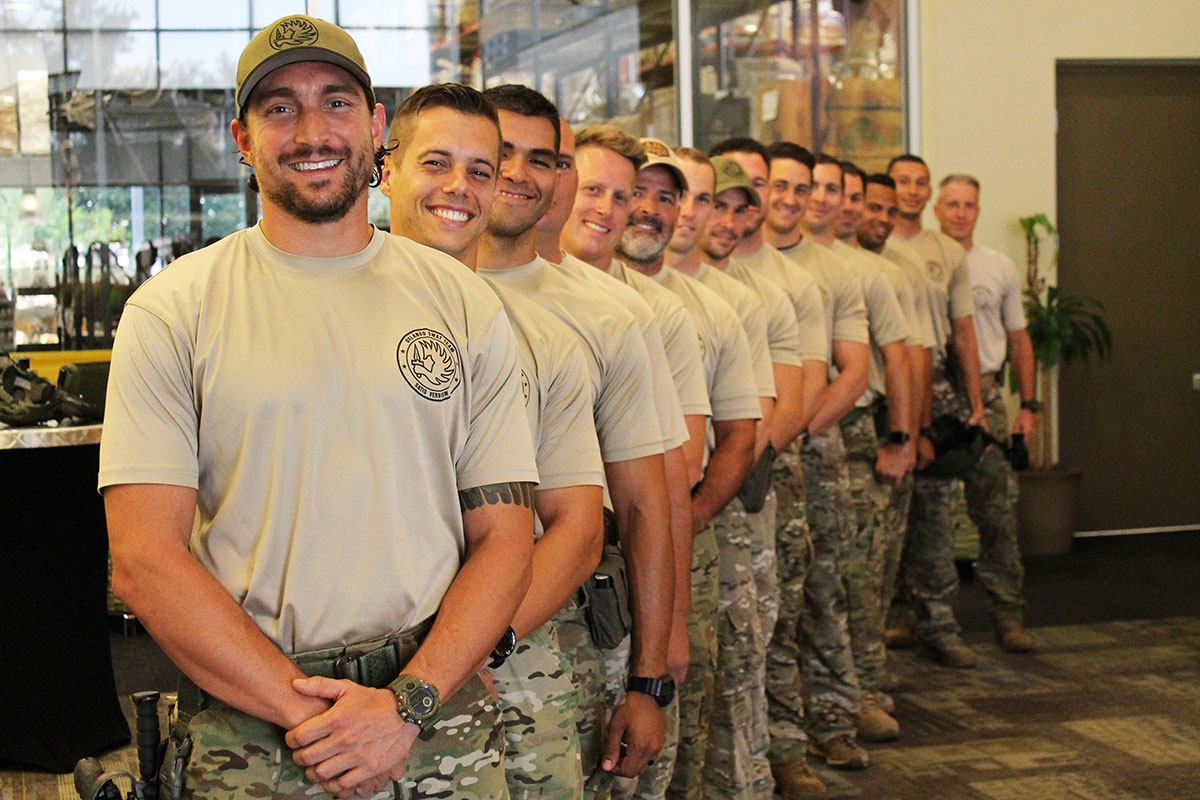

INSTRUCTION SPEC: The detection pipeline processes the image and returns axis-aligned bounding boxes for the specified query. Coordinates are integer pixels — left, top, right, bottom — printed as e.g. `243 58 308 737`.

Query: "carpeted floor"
4 532 1199 799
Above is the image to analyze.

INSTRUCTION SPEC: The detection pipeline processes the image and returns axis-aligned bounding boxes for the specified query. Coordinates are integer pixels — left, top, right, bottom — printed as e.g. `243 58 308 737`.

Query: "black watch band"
489 626 517 669
919 426 935 440
887 431 911 445
800 430 811 446
1020 399 1042 413
627 675 675 707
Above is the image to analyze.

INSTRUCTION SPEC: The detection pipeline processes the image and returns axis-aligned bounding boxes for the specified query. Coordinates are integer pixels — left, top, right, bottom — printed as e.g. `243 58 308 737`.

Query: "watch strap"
388 673 441 741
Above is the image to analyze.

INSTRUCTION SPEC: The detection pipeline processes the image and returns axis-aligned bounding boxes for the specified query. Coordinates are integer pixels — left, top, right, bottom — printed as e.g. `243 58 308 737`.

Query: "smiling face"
233 60 383 226
618 165 681 264
889 159 931 217
379 106 498 260
670 157 715 256
837 171 865 241
486 109 557 240
804 161 843 236
562 144 636 266
933 180 980 246
536 119 578 236
766 157 811 239
725 151 769 237
703 187 751 263
857 181 899 252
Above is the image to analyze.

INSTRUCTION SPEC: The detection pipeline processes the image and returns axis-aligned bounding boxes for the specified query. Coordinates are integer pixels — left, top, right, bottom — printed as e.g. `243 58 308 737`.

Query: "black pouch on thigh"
580 507 633 649
737 441 777 514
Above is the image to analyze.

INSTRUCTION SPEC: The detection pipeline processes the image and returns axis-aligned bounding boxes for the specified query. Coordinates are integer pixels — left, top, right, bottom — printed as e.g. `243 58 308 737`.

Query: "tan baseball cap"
236 15 375 116
638 137 689 193
711 156 761 207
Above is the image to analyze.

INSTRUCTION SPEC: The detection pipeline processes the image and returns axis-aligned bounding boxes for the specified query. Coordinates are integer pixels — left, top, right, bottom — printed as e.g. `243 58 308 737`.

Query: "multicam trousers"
797 426 861 742
167 675 508 799
748 489 780 655
702 499 773 799
765 438 814 765
840 411 890 698
492 622 585 798
553 597 611 797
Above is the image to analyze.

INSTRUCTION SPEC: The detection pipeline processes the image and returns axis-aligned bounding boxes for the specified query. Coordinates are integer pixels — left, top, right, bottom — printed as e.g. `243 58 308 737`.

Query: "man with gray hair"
933 173 1036 652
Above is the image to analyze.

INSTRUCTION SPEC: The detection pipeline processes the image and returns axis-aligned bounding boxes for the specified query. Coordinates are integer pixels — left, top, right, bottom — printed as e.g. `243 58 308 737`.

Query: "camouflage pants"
169 675 507 799
965 381 1025 621
492 622 584 798
552 597 610 797
611 685 680 800
748 489 780 654
879 473 914 618
765 438 814 765
840 412 890 698
702 499 773 799
903 377 967 643
797 426 860 742
666 527 720 800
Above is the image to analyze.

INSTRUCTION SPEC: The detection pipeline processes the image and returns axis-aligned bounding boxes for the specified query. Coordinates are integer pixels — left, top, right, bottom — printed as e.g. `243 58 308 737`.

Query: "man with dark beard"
100 18 538 799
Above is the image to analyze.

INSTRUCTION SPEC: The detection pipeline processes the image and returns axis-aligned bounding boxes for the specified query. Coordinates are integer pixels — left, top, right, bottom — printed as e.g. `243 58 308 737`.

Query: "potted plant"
1014 213 1113 555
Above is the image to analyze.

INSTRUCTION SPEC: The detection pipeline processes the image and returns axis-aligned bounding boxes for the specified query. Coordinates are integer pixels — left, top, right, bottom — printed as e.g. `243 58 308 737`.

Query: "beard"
618 214 671 263
486 192 553 240
260 144 372 225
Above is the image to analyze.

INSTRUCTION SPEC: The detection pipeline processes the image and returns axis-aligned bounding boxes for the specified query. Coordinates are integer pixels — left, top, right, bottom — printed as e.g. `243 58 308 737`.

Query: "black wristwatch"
1020 399 1042 413
627 674 675 707
887 430 911 445
389 673 441 741
919 426 935 441
800 430 811 447
489 626 517 669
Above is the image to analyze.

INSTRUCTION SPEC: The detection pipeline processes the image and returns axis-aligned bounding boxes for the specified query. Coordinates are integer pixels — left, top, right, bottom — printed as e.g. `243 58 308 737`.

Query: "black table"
0 425 130 772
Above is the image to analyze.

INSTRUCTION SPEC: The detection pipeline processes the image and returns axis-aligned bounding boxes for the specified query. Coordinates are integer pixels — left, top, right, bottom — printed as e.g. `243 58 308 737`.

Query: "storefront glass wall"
0 0 904 350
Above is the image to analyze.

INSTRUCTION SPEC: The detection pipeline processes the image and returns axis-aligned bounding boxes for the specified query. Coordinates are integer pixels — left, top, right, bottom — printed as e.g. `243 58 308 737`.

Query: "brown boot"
855 698 900 742
996 618 1034 652
873 690 896 714
807 733 869 770
878 665 902 692
885 608 918 649
770 759 827 797
927 635 977 668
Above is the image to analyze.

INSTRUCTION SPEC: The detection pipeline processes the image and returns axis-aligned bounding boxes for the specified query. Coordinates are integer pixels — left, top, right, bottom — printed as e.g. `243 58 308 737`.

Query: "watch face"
408 685 437 718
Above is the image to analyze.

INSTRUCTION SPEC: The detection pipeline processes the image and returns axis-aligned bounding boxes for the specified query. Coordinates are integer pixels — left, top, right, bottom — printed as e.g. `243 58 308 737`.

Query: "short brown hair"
387 83 500 163
575 124 647 172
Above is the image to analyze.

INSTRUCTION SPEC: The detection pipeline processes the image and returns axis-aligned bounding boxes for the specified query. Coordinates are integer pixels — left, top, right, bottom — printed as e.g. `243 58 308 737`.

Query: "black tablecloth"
0 441 130 771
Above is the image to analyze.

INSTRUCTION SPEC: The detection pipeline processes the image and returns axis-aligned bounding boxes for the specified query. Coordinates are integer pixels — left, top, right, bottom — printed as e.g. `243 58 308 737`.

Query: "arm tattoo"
458 481 535 512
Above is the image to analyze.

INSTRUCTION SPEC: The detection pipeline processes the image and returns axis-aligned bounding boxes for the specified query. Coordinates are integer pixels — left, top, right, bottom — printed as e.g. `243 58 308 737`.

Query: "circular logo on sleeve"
397 329 462 401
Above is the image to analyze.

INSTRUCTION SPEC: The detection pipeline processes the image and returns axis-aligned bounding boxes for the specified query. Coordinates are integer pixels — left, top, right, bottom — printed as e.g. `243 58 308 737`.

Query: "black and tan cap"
711 156 761 207
236 15 374 116
638 137 689 193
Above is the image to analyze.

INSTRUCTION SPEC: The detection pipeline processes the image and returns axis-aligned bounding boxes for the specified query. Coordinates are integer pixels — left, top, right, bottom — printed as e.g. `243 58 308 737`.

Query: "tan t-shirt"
483 278 604 498
830 239 910 400
554 252 699 448
880 242 937 350
477 257 664 465
653 267 762 423
688 263 776 399
778 239 870 379
98 226 539 653
720 259 805 369
889 229 974 362
965 243 1027 374
602 258 712 418
734 243 827 364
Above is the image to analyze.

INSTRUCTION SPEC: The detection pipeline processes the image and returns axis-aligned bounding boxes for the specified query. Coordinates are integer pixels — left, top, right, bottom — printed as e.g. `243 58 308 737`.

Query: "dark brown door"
1056 61 1200 532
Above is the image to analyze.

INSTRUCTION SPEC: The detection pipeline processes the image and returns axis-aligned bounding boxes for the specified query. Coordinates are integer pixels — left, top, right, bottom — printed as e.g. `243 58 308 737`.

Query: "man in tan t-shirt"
380 83 606 797
99 19 536 799
885 154 985 669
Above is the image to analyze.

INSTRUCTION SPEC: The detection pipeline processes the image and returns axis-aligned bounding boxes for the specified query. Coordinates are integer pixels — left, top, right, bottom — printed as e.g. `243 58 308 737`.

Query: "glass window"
337 0 430 29
0 0 63 31
159 31 249 88
66 0 157 31
0 33 66 94
68 31 158 90
253 0 307 28
160 1 250 30
348 28 432 90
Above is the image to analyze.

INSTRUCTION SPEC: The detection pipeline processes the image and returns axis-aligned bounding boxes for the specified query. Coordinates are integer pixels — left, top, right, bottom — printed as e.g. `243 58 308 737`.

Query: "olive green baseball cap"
236 15 375 116
638 137 689 193
711 155 761 207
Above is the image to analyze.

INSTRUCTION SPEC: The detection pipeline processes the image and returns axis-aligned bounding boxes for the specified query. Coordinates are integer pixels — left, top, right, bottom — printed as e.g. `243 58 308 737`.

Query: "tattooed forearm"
459 481 535 512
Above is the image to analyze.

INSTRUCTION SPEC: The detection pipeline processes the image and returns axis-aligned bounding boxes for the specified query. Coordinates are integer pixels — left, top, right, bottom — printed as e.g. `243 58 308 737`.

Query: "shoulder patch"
397 329 462 402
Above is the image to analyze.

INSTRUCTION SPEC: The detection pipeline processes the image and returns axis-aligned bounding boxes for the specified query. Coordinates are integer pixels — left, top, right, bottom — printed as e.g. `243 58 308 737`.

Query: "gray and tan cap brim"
639 137 689 193
236 15 375 116
711 155 761 207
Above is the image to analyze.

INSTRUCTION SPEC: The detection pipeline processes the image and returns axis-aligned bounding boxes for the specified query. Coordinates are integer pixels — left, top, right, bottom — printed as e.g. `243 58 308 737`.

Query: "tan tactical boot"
884 608 918 649
927 635 977 668
996 618 1034 652
874 690 896 714
807 733 869 770
770 759 827 797
855 698 900 742
879 665 902 692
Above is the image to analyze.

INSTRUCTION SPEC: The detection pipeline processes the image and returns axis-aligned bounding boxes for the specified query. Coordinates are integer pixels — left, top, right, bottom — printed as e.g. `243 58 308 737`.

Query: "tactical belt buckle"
333 637 402 688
